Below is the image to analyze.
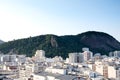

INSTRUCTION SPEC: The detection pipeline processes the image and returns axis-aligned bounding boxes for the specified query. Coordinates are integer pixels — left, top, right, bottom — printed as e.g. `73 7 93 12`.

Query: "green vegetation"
0 31 120 58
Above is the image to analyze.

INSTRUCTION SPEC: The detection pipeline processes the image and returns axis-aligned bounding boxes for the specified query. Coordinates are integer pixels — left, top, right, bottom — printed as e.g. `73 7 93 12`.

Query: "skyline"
0 0 120 42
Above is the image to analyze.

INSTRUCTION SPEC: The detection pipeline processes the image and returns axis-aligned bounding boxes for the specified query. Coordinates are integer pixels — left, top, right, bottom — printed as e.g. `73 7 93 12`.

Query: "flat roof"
34 72 77 80
56 75 76 80
35 72 61 77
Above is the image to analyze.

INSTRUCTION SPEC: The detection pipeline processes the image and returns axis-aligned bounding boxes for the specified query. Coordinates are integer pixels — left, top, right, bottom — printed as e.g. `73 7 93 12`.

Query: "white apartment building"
45 67 67 75
83 51 93 61
95 61 109 78
34 50 45 62
108 66 120 80
53 56 63 62
1 55 17 62
114 51 120 57
109 51 120 57
95 61 120 79
94 53 101 60
69 53 84 63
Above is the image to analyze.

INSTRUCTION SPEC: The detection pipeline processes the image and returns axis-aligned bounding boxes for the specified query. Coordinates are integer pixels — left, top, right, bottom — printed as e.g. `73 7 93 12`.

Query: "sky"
0 0 120 42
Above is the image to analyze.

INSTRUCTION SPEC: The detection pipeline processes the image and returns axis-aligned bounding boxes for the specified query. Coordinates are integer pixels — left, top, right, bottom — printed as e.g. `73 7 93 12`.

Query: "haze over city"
1 1 120 80
0 0 120 41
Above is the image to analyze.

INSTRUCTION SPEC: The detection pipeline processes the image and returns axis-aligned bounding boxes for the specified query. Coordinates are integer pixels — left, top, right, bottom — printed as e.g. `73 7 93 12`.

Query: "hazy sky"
0 0 120 42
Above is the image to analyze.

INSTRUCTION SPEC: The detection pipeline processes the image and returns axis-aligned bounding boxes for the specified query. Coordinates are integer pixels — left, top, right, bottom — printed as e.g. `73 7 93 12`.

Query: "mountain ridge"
0 40 4 44
0 31 120 58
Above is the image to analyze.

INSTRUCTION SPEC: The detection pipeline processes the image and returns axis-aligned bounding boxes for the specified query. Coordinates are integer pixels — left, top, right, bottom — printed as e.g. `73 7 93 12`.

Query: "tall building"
109 52 114 57
94 53 101 60
95 61 120 79
83 51 93 61
82 47 89 52
1 54 18 62
34 50 45 62
114 51 120 57
69 53 84 63
95 61 108 78
109 51 120 58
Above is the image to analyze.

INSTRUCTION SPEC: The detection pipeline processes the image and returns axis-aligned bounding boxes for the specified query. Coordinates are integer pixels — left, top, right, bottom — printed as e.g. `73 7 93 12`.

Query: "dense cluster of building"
0 48 120 80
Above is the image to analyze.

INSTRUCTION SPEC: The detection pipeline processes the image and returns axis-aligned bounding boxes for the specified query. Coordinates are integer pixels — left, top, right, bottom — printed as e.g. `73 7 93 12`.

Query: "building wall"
33 74 46 80
34 50 45 62
45 67 67 75
103 65 108 78
114 51 120 57
69 53 84 63
116 68 120 80
25 64 35 77
108 66 116 79
95 64 104 75
83 51 93 61
47 76 55 80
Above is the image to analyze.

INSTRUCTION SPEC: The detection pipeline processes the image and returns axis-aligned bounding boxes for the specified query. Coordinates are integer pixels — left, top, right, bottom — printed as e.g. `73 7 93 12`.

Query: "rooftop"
34 72 77 80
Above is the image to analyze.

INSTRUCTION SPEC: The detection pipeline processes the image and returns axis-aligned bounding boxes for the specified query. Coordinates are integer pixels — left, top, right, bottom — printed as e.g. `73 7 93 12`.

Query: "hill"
0 40 4 44
0 31 120 58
